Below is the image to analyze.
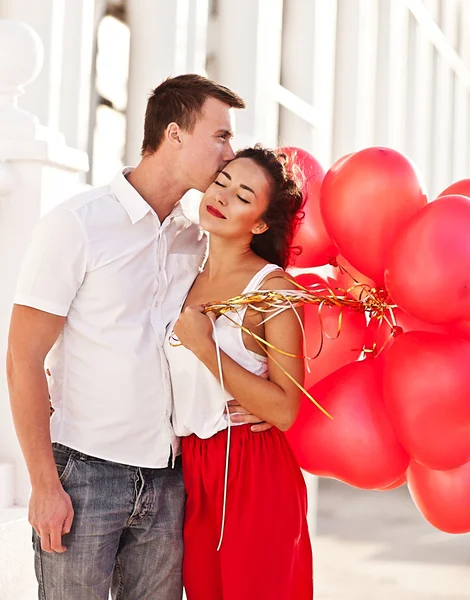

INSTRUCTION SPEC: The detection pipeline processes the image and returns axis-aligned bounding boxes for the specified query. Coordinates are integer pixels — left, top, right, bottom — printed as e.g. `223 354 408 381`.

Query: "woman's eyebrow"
219 171 256 197
240 184 256 196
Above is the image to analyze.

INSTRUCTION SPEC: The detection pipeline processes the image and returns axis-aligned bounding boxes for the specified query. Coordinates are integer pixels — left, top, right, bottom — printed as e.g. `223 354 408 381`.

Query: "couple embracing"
8 74 314 600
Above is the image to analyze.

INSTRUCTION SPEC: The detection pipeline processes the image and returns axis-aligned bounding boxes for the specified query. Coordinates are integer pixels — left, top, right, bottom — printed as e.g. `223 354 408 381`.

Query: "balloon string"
170 275 399 418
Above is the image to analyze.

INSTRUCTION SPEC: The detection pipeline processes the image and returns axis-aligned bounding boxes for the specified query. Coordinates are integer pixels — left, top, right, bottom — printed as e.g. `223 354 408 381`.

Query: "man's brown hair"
141 74 246 155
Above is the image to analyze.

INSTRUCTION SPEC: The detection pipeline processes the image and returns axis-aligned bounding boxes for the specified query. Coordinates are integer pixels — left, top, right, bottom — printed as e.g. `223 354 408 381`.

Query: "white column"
0 19 88 507
457 1 470 180
186 0 209 74
58 0 96 152
408 17 434 186
0 0 65 130
452 79 468 182
279 0 336 166
375 0 409 149
212 0 283 148
355 0 379 148
430 3 455 195
310 0 337 166
125 0 193 165
279 0 316 151
333 0 378 159
421 0 440 22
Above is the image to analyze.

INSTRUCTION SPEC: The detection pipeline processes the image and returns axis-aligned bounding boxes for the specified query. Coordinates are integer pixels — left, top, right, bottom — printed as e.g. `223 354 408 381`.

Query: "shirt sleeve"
14 207 88 316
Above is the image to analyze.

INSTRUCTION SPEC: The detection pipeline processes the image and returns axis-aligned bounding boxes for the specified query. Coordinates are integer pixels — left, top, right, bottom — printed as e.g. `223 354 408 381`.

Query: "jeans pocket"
52 443 75 483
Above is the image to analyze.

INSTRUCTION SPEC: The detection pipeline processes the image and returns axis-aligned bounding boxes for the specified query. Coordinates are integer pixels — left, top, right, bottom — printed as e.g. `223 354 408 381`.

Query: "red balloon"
333 254 377 300
379 472 407 491
286 360 409 489
386 310 447 335
437 179 470 199
279 147 337 268
330 152 354 170
365 309 447 372
294 272 326 288
445 319 470 341
294 274 366 387
384 331 470 470
320 147 427 284
408 460 470 534
385 195 470 324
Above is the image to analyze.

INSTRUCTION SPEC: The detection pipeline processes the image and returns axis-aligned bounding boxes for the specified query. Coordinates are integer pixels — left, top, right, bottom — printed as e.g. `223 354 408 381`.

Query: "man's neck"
127 154 189 223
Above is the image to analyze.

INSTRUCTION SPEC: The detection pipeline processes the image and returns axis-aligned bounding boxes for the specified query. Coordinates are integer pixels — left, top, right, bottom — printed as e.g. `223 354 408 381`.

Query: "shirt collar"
110 167 190 226
110 167 152 224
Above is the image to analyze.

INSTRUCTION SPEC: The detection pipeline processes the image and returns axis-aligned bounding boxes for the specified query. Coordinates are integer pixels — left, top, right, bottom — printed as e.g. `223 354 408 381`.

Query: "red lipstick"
206 205 226 219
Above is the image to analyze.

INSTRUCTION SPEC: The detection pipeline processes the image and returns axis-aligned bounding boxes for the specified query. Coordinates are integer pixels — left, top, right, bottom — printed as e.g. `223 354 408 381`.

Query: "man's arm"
7 305 73 553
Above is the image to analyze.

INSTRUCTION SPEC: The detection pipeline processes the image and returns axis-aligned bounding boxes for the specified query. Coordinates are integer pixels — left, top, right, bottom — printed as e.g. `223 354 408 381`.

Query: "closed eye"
238 196 250 204
215 181 225 187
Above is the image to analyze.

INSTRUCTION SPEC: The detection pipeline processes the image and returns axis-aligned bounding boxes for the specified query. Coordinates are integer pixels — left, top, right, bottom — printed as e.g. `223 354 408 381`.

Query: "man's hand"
29 485 74 553
225 399 273 432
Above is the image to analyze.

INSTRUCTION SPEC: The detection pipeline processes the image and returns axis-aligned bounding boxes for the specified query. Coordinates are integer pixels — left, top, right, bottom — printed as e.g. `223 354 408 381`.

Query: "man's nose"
223 142 236 161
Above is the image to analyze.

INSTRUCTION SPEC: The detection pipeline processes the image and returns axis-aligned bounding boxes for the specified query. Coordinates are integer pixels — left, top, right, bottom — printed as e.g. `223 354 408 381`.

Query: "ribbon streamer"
172 275 398 418
199 277 398 413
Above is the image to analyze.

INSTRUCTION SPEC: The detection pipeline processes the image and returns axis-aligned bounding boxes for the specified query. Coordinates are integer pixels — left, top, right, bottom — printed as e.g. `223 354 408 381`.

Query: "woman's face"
199 157 271 240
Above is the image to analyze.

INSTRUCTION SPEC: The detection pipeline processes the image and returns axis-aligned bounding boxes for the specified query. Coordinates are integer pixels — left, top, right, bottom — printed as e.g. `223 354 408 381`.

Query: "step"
0 507 36 600
0 462 14 509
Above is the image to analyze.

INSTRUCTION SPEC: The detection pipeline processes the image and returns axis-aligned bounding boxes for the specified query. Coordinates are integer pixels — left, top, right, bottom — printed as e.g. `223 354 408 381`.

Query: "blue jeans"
33 443 185 600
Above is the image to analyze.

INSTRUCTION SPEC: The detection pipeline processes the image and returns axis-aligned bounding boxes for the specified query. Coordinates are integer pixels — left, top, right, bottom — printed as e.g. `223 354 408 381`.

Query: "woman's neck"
203 236 260 280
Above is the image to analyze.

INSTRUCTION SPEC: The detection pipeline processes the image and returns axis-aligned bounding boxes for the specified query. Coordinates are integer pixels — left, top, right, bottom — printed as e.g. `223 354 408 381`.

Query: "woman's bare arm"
173 276 304 431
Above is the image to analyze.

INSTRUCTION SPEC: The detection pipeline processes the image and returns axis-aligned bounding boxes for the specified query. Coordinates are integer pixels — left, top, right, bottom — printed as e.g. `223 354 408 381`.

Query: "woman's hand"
173 306 216 358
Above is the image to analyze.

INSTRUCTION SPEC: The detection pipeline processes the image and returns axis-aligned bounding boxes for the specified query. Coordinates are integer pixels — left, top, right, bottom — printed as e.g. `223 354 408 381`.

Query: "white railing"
0 18 88 508
273 0 470 197
0 17 89 598
404 0 470 89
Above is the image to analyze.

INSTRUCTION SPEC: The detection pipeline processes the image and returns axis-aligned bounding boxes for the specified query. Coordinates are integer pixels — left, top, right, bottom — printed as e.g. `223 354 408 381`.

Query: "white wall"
209 0 470 197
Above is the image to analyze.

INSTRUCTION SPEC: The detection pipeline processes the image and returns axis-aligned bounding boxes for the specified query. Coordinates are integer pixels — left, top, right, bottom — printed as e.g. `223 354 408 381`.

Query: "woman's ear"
166 122 182 147
252 220 268 235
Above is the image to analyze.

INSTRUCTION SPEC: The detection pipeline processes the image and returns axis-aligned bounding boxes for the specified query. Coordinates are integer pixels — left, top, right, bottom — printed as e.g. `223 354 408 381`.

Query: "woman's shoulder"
259 267 297 291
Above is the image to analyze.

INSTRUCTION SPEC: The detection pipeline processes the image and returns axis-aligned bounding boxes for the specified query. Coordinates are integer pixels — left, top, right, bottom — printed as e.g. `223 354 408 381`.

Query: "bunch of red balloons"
281 145 470 534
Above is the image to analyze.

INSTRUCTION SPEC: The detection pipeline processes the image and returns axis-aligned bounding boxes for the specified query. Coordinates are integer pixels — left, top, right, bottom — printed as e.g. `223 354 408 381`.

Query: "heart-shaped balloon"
279 147 337 268
332 254 377 300
384 195 470 324
320 147 426 284
295 273 366 388
365 309 447 373
384 331 470 470
379 472 407 491
437 178 470 199
286 360 409 489
408 459 470 534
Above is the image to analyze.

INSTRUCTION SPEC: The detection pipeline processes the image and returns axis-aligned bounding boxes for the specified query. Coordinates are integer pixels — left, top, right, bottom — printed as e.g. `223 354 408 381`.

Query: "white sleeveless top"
164 263 282 439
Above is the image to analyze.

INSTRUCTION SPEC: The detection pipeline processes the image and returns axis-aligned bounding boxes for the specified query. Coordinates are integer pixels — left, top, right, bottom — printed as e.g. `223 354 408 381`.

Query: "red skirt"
182 424 314 600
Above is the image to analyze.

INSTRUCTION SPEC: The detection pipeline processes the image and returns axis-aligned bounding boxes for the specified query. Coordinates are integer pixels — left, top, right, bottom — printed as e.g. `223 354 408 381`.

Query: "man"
7 74 268 600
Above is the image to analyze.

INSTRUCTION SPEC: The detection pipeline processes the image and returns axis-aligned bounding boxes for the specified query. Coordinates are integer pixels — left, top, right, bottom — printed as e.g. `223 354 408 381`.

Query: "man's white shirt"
14 168 207 468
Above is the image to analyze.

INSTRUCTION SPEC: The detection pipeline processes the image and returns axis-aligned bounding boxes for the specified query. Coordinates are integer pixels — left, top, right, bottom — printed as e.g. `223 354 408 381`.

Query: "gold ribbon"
172 268 399 420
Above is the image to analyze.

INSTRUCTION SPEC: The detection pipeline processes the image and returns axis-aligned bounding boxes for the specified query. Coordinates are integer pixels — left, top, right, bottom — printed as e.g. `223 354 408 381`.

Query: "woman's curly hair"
235 145 304 269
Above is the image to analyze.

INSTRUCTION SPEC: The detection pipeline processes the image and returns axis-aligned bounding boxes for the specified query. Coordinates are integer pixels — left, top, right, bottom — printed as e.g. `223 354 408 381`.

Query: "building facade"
0 0 469 596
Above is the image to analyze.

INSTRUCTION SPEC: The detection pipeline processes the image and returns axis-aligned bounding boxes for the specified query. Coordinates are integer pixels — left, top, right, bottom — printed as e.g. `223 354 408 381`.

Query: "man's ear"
252 221 268 235
166 122 182 147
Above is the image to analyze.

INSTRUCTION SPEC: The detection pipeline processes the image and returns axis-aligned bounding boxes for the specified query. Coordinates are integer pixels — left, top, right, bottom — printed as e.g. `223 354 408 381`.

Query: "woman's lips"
206 205 226 219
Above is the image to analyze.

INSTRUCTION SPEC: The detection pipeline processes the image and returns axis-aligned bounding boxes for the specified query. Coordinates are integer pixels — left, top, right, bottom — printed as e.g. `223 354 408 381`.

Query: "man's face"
179 97 236 192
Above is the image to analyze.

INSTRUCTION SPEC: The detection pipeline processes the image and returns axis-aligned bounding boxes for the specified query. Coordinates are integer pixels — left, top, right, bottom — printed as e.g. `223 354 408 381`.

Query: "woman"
164 146 313 599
